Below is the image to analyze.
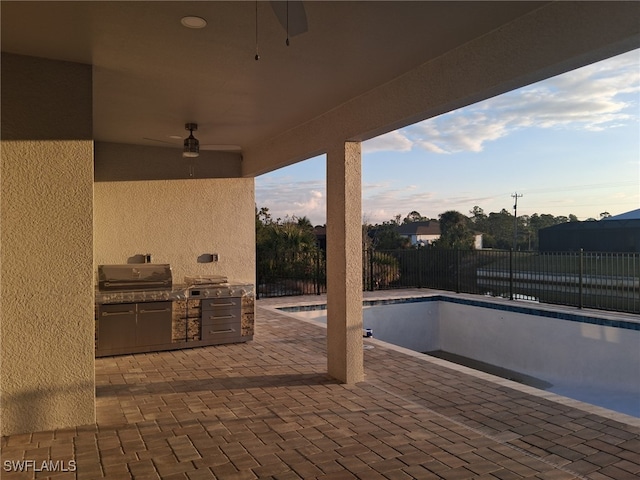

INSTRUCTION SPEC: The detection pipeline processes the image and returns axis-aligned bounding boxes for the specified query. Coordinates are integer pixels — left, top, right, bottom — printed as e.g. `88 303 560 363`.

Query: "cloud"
364 49 640 155
255 177 327 225
361 182 499 224
362 130 413 153
257 51 639 225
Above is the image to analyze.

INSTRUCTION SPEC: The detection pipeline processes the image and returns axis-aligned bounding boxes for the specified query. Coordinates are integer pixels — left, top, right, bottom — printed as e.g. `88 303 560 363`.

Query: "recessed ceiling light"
181 16 207 29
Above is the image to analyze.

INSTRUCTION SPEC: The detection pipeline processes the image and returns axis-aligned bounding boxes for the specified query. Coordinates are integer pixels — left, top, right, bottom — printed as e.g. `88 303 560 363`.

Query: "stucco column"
1 54 95 435
326 142 364 383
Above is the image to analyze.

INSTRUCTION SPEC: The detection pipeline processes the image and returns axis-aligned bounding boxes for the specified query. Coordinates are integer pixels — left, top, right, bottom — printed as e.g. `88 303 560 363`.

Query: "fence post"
315 249 321 295
418 249 423 288
578 248 583 309
256 246 260 300
509 248 514 300
456 249 461 293
368 247 374 291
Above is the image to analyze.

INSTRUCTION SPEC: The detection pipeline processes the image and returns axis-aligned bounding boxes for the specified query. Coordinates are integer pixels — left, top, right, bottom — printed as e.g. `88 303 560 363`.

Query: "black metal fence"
257 247 640 314
256 248 326 298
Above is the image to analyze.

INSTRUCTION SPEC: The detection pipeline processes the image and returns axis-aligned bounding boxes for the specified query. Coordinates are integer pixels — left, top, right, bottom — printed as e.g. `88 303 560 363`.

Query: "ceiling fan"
143 123 241 157
270 1 308 42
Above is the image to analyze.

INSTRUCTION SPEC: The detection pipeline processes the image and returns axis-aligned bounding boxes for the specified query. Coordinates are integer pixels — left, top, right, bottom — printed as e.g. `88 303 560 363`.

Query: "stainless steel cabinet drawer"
201 297 241 310
201 321 241 343
200 296 242 344
201 309 240 323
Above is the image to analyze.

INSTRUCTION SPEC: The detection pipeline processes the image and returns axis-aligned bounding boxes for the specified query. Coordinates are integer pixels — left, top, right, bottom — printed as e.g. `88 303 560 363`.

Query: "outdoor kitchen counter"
94 283 254 304
95 284 255 357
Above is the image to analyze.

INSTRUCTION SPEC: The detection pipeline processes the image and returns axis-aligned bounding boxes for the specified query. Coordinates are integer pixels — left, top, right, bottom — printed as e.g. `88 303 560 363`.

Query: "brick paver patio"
2 293 639 479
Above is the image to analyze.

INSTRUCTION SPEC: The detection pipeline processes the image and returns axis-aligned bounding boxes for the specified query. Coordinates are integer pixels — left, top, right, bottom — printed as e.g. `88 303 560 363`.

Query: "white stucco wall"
93 178 255 285
438 302 639 392
362 301 440 353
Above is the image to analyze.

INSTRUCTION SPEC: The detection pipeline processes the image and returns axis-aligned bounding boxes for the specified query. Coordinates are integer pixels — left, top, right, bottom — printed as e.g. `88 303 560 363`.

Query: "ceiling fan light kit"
183 123 200 158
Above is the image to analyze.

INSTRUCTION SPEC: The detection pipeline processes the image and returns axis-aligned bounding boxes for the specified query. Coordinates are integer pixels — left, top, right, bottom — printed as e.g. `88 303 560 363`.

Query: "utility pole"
512 193 523 251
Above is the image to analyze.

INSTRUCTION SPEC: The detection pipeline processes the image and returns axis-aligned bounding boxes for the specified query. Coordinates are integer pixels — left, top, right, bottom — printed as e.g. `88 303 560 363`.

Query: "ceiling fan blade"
143 137 180 146
200 144 242 152
270 1 308 37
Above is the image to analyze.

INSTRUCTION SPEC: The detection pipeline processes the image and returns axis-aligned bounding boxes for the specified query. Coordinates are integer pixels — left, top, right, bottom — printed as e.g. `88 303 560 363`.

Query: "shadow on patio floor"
96 372 339 396
1 302 638 480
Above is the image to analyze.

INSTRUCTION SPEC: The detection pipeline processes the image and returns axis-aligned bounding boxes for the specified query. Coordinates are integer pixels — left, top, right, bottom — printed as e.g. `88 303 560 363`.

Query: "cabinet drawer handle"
208 328 236 335
206 302 236 307
102 310 134 316
208 314 235 320
139 308 171 314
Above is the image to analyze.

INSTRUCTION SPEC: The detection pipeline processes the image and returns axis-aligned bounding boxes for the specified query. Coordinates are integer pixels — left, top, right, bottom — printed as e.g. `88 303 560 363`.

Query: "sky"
255 49 640 226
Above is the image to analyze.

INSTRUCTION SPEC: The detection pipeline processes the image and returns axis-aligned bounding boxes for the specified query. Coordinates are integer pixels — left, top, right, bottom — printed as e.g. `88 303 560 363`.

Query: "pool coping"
274 293 640 330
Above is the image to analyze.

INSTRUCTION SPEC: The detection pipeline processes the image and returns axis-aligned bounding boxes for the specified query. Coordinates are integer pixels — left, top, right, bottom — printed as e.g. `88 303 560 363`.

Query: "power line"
496 180 637 197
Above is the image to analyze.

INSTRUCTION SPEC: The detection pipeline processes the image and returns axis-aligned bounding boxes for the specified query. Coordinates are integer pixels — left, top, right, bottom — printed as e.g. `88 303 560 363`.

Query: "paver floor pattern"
1 300 638 479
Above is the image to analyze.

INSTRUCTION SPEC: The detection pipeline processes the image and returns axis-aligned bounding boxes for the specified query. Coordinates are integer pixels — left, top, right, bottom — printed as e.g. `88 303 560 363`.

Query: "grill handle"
103 280 170 289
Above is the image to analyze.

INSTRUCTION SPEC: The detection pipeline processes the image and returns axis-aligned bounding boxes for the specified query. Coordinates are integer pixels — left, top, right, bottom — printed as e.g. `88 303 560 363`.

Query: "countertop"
95 283 254 305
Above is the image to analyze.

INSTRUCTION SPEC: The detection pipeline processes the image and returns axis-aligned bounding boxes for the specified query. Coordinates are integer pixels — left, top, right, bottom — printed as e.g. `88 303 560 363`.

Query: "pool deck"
2 290 639 479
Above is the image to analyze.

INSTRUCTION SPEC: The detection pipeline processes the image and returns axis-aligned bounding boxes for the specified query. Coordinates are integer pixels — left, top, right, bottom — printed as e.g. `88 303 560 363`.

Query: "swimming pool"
278 295 640 417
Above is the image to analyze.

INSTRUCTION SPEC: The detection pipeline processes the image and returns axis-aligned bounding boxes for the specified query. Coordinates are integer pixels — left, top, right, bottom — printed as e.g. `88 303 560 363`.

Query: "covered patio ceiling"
0 2 541 149
4 1 638 179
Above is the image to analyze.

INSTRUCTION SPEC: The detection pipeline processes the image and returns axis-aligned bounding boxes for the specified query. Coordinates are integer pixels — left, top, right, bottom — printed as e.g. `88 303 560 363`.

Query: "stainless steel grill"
96 264 174 357
97 264 172 292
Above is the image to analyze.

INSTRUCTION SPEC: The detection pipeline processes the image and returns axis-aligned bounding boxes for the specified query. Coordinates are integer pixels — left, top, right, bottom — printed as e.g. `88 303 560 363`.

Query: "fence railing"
256 248 326 298
257 247 640 314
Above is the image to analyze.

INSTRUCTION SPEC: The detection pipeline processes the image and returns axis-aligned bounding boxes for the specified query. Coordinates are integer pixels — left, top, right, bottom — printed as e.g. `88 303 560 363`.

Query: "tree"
296 216 314 232
483 209 513 249
256 206 272 225
402 211 428 224
600 212 611 220
433 210 475 249
256 208 323 286
368 221 410 250
469 206 487 225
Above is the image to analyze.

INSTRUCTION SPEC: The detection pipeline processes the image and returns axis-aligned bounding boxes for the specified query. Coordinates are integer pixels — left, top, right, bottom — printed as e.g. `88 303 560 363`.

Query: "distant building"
397 221 483 249
313 225 327 251
397 221 441 247
603 208 640 221
539 209 640 252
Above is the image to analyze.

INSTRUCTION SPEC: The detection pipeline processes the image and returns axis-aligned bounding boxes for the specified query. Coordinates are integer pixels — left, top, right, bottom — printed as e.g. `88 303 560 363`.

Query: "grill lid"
98 264 172 291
